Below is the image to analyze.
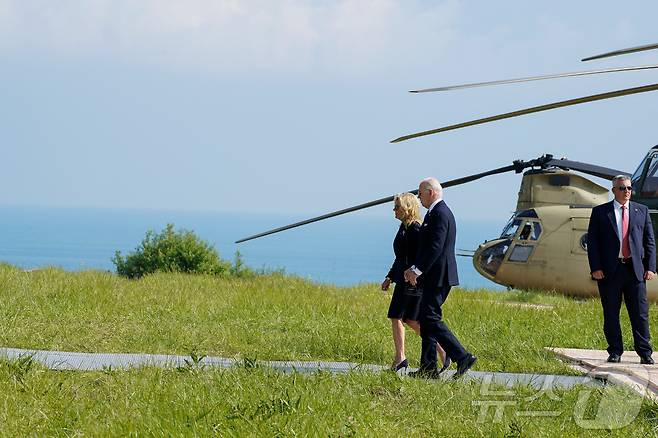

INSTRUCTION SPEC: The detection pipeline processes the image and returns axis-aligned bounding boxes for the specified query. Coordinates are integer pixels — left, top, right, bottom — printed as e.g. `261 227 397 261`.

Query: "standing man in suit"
588 175 656 364
404 177 477 378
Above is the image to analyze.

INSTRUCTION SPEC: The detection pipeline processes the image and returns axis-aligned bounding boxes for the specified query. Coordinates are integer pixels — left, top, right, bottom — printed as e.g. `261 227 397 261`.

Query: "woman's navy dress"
386 222 422 321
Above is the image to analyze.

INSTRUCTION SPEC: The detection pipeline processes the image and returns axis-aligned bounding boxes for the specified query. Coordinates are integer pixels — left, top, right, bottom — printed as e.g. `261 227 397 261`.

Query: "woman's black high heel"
392 358 408 372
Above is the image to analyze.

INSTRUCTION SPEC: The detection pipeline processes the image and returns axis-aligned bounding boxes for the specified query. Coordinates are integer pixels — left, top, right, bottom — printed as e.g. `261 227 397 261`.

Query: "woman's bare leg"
391 318 405 364
406 319 421 336
437 342 448 366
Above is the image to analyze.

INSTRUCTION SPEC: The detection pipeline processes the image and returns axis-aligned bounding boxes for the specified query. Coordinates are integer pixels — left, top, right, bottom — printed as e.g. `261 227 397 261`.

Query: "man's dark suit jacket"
587 200 656 282
416 200 459 289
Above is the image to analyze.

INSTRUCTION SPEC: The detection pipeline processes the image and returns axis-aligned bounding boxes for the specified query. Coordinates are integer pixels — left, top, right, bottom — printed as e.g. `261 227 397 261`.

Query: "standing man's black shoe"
640 355 655 365
454 354 477 379
606 354 621 363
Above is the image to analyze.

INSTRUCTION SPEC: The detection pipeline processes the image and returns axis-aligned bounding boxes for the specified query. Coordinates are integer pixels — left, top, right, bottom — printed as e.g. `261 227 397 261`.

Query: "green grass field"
1 264 657 436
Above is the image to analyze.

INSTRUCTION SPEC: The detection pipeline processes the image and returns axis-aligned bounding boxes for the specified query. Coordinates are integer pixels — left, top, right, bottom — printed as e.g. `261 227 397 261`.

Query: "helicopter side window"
508 245 533 262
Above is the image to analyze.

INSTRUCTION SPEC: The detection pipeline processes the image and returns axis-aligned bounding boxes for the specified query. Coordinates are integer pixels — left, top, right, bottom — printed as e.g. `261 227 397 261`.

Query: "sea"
0 205 504 290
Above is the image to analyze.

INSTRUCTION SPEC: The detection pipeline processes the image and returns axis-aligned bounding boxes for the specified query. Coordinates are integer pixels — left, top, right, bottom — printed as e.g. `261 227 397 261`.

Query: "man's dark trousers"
598 260 652 357
419 285 468 371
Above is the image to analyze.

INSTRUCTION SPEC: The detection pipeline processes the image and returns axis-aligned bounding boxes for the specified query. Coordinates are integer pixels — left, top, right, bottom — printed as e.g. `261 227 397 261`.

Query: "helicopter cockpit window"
518 221 542 241
500 218 521 238
478 239 511 276
516 209 538 218
638 154 658 197
519 223 532 240
501 210 539 239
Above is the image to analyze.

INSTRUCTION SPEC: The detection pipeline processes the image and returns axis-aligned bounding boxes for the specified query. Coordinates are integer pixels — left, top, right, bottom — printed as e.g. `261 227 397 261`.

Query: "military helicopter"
470 148 658 302
236 42 658 301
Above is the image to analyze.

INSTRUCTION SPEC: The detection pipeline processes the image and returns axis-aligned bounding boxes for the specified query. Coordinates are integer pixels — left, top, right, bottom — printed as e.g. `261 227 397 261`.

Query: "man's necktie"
622 205 631 258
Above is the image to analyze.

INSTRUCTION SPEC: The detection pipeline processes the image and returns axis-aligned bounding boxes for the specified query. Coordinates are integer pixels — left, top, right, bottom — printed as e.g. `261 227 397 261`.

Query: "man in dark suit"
404 177 476 378
588 175 656 364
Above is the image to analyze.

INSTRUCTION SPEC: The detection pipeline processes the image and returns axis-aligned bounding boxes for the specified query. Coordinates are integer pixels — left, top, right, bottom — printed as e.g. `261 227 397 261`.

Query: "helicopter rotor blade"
410 64 658 93
235 155 628 243
391 82 658 143
235 161 539 243
582 43 658 62
545 158 628 181
234 194 396 243
441 164 517 188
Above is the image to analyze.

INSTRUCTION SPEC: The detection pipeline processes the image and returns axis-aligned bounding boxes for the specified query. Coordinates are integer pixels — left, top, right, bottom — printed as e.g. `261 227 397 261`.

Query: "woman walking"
382 193 449 372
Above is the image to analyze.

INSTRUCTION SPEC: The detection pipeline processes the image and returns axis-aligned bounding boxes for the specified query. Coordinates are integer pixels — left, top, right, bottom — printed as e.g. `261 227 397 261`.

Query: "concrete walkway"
0 347 600 390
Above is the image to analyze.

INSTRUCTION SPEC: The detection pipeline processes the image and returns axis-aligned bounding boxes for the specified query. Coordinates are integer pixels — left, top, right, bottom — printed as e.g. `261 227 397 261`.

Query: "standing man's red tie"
622 205 631 258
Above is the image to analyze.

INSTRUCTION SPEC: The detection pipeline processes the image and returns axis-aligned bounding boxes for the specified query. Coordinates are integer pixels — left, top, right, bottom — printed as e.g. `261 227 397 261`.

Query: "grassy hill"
0 264 657 435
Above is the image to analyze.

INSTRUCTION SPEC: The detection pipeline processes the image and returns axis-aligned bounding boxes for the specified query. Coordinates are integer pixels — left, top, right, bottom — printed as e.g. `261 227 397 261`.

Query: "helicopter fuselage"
473 167 658 301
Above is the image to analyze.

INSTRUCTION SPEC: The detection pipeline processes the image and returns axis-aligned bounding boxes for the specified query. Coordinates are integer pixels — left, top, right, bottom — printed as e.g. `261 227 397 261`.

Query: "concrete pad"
549 347 657 399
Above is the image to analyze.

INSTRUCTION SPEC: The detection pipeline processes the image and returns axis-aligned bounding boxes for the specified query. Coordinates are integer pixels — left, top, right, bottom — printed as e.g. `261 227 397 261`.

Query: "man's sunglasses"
616 186 632 191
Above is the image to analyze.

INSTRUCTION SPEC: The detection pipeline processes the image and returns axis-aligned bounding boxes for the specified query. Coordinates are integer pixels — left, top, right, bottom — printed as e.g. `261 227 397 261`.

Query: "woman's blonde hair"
394 192 422 226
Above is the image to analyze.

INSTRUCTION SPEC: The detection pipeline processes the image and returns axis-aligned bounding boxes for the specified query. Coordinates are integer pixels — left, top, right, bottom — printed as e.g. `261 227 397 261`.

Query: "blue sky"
3 0 658 231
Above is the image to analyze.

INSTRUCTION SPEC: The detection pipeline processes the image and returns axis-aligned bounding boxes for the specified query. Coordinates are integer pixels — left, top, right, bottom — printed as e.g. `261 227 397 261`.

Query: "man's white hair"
612 174 631 186
421 177 443 197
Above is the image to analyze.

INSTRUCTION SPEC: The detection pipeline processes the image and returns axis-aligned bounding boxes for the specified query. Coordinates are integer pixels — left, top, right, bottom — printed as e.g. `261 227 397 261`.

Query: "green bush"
230 250 257 278
113 224 231 278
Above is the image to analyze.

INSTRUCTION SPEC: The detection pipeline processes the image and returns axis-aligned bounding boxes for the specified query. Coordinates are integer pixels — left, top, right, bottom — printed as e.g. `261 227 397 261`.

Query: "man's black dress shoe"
606 354 621 363
640 355 655 365
408 369 441 380
454 354 477 379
